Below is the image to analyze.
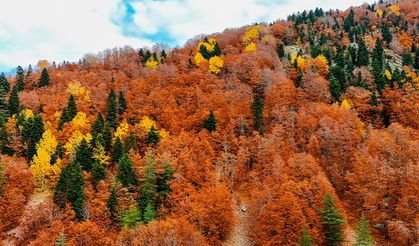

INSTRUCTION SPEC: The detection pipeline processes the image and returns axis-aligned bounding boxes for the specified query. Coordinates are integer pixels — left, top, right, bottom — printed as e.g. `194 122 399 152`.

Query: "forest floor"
223 194 253 246
3 192 48 246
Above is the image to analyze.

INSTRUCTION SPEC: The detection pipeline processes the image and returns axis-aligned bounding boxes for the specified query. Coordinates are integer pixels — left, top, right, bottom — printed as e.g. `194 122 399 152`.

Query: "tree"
75 138 93 171
252 94 263 135
112 136 123 164
120 207 141 228
54 161 85 220
202 110 216 132
276 43 285 58
138 151 157 221
38 68 50 87
22 113 44 162
58 95 77 130
353 214 374 246
319 193 344 246
381 25 392 45
107 186 117 220
106 89 117 129
344 9 355 32
370 90 378 106
145 126 159 145
0 73 10 93
91 161 106 189
117 91 127 115
15 66 25 92
143 202 155 224
0 118 12 155
102 123 112 153
414 47 419 70
356 39 369 67
91 112 104 141
372 38 385 92
117 153 138 187
298 225 312 246
329 74 342 101
8 85 19 115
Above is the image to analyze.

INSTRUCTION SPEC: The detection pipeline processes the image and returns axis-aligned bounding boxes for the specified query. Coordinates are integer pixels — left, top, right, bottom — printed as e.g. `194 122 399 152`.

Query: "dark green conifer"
102 123 113 153
202 110 216 132
106 89 117 129
38 68 50 87
252 94 263 135
117 153 138 187
91 112 104 140
107 186 117 220
15 66 25 92
112 136 123 164
91 161 106 189
138 151 157 221
117 91 127 115
319 192 344 246
8 85 19 115
343 9 355 32
356 39 369 67
145 126 159 145
276 43 285 58
0 73 10 93
75 138 93 171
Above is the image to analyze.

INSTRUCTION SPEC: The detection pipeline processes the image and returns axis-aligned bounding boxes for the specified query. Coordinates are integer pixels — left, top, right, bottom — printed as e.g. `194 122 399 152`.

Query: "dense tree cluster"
0 0 418 245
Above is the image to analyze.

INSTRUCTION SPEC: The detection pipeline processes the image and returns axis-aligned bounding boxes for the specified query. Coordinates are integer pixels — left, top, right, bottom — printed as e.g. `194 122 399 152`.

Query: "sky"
0 0 371 72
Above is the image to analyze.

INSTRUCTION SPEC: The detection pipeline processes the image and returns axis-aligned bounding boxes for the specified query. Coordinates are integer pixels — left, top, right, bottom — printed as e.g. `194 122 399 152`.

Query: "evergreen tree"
91 112 104 140
8 85 19 115
22 114 44 162
402 51 413 67
298 225 312 246
329 73 342 101
143 202 155 224
252 94 263 135
15 66 25 92
91 161 106 189
138 151 157 220
0 86 8 117
120 207 141 228
381 25 392 45
112 136 123 164
344 9 355 32
117 153 138 187
117 91 127 116
414 47 419 70
102 123 113 153
372 38 385 92
54 161 84 220
353 214 374 246
202 110 216 132
356 39 369 67
145 126 159 145
0 73 10 93
276 43 285 58
319 192 345 246
156 163 173 207
0 117 12 155
123 132 136 153
58 95 77 130
75 138 93 171
107 186 117 220
370 90 378 106
38 68 50 87
106 89 117 129
212 42 222 57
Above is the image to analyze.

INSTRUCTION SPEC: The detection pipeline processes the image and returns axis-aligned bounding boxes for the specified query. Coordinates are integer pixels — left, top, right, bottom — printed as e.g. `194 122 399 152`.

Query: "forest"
0 0 418 245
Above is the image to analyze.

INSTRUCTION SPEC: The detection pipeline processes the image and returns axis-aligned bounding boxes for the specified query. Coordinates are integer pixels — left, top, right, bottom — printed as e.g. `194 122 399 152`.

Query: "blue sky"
0 0 371 73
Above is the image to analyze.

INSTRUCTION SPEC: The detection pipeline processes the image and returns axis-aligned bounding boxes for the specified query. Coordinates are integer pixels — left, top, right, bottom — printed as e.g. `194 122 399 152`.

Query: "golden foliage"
37 60 49 69
208 56 224 74
389 4 400 16
92 144 110 166
22 109 34 120
340 99 351 110
66 80 91 102
138 116 156 131
30 128 61 191
114 120 129 140
64 130 92 157
194 52 206 66
146 57 159 69
242 26 259 44
385 69 392 80
197 38 216 52
71 112 90 130
244 42 257 52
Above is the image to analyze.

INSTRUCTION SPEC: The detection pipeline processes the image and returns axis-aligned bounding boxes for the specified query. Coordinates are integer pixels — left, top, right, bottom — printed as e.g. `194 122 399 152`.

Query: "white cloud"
0 0 152 70
0 0 373 71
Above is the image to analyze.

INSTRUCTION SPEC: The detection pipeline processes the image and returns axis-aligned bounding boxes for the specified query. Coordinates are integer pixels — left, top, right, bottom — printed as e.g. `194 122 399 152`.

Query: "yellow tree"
208 56 224 74
30 128 61 191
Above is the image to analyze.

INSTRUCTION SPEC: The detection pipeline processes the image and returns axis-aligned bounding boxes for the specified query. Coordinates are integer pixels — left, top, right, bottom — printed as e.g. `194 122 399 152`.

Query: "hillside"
0 0 418 245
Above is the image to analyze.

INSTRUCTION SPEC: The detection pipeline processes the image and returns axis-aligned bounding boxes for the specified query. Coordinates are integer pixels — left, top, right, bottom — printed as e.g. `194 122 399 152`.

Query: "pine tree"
91 161 106 189
117 91 127 115
117 153 138 187
107 186 117 220
8 85 19 115
202 110 216 132
370 90 378 106
106 89 117 129
276 43 285 58
0 73 10 93
356 39 369 67
212 42 222 57
344 9 355 32
372 38 385 92
54 161 84 220
75 138 93 171
402 51 413 67
353 214 374 246
252 94 263 135
38 68 50 87
91 112 104 140
0 117 12 155
145 126 159 145
298 225 312 246
58 95 77 130
414 47 419 70
143 202 155 224
102 123 113 153
381 25 392 45
112 136 123 164
0 87 8 118
15 66 25 92
138 151 157 220
319 192 345 246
